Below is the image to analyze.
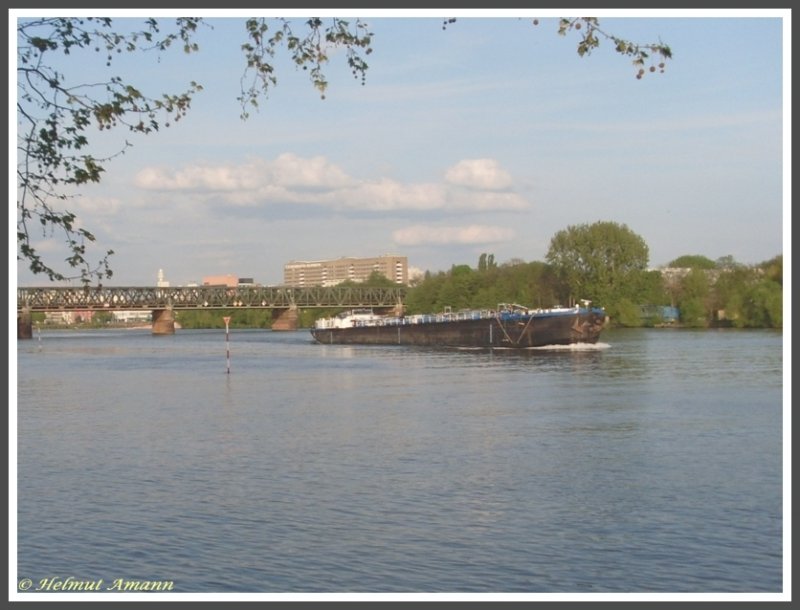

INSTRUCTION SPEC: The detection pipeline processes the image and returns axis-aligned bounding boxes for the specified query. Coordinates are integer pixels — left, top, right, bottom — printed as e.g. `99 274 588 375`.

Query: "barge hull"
311 310 605 348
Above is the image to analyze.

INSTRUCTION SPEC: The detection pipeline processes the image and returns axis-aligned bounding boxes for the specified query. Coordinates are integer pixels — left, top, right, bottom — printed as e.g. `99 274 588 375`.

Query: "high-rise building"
283 255 408 287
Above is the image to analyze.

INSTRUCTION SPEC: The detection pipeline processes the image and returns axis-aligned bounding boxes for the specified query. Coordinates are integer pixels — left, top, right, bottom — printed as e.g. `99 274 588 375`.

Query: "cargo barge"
311 302 607 348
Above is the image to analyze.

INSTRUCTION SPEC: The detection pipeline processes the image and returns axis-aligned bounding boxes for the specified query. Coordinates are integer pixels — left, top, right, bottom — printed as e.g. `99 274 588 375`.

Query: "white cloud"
444 159 513 190
133 154 528 212
392 224 515 246
444 190 529 210
133 165 249 191
134 154 351 193
344 179 447 211
270 153 354 190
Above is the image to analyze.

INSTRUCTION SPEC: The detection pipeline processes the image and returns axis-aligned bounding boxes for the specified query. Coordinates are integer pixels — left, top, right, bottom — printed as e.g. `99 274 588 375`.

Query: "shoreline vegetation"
26 247 783 332
34 322 183 331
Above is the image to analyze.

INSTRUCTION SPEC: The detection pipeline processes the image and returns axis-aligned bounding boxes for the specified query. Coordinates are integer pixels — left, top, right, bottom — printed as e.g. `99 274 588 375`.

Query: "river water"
13 327 786 600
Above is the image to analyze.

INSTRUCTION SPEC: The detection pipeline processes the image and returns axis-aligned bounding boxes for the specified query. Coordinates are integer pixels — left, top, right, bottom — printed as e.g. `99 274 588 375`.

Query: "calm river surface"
14 327 785 598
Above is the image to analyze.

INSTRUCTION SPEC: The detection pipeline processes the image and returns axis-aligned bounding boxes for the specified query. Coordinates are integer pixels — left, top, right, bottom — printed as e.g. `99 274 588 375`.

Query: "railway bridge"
16 285 407 338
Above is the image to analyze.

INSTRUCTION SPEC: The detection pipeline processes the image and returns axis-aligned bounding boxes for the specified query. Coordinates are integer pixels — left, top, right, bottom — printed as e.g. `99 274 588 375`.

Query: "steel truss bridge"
17 285 407 311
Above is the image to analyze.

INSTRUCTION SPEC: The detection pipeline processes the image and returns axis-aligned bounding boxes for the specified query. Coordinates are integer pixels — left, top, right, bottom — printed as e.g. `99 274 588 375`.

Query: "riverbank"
36 322 183 331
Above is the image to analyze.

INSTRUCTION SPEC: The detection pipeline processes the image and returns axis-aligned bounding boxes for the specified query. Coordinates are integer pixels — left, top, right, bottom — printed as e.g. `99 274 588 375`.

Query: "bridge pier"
271 305 299 331
152 307 175 335
18 307 32 340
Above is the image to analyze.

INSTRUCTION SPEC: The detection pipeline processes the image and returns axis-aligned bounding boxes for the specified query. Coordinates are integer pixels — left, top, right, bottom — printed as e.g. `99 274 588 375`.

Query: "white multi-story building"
112 310 153 323
283 255 408 287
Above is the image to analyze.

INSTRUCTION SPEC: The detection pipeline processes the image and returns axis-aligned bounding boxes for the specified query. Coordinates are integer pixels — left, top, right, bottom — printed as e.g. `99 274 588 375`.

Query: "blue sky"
13 9 788 287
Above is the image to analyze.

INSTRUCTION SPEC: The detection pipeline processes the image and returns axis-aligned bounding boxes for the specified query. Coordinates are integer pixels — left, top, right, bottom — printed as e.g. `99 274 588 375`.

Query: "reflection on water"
15 327 784 596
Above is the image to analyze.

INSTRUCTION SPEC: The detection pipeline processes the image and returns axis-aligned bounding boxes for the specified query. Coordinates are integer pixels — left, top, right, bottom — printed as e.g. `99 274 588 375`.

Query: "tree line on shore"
399 252 781 329
181 221 782 330
39 221 781 331
398 221 781 329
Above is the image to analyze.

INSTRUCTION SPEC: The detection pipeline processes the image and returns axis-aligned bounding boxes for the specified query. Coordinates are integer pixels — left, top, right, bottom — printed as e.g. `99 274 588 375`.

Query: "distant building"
200 275 257 287
202 274 239 287
156 269 170 287
283 255 408 287
112 310 152 324
44 310 95 325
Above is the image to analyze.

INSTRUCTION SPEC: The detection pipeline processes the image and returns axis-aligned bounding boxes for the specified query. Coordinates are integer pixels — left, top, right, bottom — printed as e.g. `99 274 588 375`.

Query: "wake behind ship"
311 302 607 348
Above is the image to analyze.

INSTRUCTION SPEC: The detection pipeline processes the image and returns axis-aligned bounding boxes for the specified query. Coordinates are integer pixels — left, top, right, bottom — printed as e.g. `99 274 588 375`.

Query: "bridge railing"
17 285 408 311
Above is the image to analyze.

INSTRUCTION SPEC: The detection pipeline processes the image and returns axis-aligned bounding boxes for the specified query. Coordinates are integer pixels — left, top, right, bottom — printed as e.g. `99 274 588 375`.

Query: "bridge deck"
17 286 407 311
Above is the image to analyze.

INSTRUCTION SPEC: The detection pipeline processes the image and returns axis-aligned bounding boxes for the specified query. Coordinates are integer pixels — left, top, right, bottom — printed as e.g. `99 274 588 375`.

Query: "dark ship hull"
311 306 606 348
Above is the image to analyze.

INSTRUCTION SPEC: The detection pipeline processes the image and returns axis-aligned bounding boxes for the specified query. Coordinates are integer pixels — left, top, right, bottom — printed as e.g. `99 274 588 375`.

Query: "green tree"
715 255 743 271
675 268 711 327
545 221 650 313
667 254 717 269
761 254 783 286
363 270 396 287
741 280 782 328
403 270 446 314
91 310 113 326
709 263 750 326
176 308 272 329
17 16 671 285
678 298 708 328
404 257 563 315
711 258 782 329
477 252 497 272
639 269 670 305
437 265 478 310
492 260 558 307
613 298 643 327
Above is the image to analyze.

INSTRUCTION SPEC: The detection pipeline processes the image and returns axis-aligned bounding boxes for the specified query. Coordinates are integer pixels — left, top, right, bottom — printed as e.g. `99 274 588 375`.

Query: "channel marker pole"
223 316 231 374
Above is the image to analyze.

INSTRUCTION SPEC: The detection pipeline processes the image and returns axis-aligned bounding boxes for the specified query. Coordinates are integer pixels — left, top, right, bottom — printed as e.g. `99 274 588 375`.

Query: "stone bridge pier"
18 307 32 339
152 307 175 335
271 305 299 331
